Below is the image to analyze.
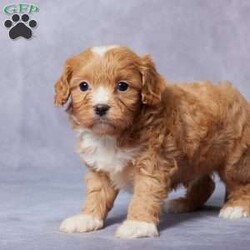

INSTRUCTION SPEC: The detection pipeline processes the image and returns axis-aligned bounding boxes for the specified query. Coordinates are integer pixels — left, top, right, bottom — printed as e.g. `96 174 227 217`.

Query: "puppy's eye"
79 82 89 91
117 81 129 91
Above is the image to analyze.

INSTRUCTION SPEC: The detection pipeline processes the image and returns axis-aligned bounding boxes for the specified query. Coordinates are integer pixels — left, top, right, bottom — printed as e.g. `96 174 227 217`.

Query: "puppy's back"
175 81 249 121
165 81 250 156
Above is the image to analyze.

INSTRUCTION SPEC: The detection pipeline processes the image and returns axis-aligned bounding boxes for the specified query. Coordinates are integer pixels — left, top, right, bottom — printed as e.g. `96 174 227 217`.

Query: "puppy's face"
55 46 165 135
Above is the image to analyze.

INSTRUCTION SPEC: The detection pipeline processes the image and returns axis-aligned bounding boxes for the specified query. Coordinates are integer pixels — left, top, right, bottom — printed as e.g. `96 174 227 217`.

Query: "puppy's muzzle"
94 104 110 117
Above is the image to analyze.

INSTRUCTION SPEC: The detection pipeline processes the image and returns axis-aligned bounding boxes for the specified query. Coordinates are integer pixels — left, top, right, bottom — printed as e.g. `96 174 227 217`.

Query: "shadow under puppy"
54 45 250 238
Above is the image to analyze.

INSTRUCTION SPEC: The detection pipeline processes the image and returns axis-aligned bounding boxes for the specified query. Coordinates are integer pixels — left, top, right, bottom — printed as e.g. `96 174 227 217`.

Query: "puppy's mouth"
91 119 116 135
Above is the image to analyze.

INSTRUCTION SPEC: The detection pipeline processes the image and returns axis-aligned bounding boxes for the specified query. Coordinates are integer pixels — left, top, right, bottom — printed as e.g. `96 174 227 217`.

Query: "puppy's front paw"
59 214 103 233
115 220 159 239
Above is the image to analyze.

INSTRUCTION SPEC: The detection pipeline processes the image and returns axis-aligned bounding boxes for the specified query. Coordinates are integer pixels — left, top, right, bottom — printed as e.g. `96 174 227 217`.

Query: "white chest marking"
91 45 120 57
76 130 137 181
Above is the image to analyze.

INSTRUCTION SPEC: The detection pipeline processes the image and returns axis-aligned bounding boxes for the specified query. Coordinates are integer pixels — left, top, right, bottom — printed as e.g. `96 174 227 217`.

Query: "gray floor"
1 167 250 250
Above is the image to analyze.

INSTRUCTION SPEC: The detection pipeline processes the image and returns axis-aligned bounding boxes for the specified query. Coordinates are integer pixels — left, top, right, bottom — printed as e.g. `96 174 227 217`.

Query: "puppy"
55 45 250 238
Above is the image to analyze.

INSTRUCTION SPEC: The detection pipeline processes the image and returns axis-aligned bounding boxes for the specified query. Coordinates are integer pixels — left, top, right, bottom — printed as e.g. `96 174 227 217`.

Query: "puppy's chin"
91 120 117 136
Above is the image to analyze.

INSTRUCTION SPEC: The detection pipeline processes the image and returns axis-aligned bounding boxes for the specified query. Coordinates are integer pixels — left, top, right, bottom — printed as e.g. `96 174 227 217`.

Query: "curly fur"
55 45 250 238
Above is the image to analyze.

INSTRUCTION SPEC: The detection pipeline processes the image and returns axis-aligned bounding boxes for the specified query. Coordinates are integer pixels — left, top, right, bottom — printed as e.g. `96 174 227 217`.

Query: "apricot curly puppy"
55 45 250 238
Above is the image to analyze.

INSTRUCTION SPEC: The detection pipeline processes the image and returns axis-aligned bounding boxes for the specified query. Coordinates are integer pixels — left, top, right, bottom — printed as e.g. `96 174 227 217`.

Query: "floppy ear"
54 59 73 106
140 55 166 105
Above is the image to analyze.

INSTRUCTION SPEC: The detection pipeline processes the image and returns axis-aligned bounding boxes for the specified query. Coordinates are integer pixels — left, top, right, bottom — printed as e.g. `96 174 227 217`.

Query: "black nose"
94 104 110 116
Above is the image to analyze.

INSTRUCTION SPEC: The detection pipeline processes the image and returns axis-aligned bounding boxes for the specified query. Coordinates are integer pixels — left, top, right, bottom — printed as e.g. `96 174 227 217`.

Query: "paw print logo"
4 14 37 39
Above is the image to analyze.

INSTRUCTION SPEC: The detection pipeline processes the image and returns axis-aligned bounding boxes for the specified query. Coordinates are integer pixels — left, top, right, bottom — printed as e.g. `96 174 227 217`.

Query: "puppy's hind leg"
219 147 250 219
164 174 215 213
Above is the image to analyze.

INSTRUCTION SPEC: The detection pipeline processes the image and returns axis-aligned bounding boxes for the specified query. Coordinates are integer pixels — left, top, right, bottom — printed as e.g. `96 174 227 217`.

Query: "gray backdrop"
1 1 250 249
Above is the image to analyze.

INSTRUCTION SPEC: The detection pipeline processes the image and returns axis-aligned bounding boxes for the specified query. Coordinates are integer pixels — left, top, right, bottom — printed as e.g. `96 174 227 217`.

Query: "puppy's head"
54 45 165 135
